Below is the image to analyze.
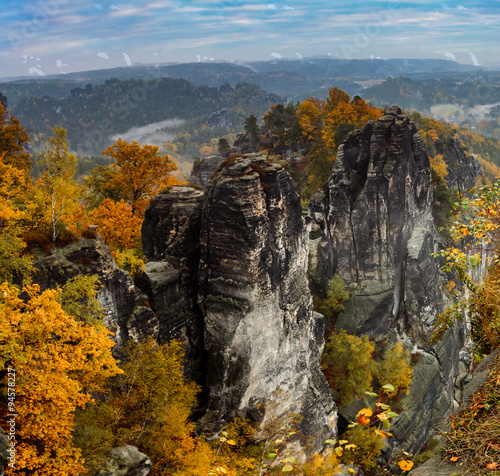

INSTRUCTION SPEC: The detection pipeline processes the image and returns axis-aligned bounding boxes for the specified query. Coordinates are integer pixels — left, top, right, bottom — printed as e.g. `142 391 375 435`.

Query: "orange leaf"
357 414 370 426
487 462 499 470
450 456 460 462
398 460 414 471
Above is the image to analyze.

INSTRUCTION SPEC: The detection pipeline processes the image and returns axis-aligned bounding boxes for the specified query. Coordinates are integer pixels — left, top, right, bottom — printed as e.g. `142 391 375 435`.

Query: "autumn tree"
87 198 142 252
86 139 178 216
0 152 31 229
26 127 81 242
0 283 121 475
75 337 217 475
0 103 31 175
432 180 500 352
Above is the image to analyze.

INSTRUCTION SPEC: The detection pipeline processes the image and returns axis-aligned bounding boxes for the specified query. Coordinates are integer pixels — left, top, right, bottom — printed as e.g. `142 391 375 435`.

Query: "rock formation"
308 107 468 452
198 155 335 445
207 108 232 129
97 446 152 476
33 233 158 349
442 135 482 192
190 155 222 188
141 156 336 448
138 187 206 384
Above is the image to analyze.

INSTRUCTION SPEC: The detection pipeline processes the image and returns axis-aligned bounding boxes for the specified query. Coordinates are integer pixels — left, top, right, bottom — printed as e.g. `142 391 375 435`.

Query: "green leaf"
382 383 395 393
267 453 277 460
387 412 399 418
282 465 294 472
364 391 378 397
324 439 336 445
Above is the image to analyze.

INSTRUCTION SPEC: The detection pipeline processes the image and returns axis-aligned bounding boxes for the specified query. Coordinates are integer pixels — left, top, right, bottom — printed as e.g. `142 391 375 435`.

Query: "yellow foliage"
429 154 448 181
0 152 31 228
322 330 375 404
112 249 145 276
101 138 179 215
376 342 413 398
0 283 121 475
297 100 322 141
88 198 142 251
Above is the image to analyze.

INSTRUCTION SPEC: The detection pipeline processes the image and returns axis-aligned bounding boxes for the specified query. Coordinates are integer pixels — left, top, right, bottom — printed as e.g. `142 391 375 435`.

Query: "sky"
0 0 499 78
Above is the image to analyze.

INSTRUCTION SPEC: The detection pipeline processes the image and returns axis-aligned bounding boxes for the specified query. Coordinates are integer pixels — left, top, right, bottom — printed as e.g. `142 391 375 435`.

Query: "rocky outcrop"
190 155 223 188
0 428 8 476
198 154 336 446
232 130 274 155
308 107 465 453
138 187 206 384
442 136 482 192
141 156 336 449
97 446 152 476
207 108 232 129
33 234 158 349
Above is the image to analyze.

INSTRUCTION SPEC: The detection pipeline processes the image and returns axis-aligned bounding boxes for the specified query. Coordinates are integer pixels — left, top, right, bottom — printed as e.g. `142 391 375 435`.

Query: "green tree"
218 137 231 157
244 113 260 140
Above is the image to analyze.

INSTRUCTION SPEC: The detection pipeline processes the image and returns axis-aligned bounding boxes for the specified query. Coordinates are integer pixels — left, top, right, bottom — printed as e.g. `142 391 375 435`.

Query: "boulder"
97 446 152 476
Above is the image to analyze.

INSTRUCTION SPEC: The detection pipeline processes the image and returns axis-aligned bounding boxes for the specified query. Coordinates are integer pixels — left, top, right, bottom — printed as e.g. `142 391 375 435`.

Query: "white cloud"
122 52 132 65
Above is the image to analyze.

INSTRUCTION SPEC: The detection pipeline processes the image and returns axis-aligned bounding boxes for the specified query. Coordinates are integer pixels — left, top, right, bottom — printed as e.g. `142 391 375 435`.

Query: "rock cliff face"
308 108 467 452
33 234 158 348
138 187 206 384
442 136 482 192
199 155 336 445
190 155 222 188
141 156 336 448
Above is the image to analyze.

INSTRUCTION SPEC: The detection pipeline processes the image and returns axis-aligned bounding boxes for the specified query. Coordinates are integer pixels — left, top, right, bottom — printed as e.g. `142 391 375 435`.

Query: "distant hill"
244 57 482 78
363 73 500 111
2 57 484 106
11 77 282 156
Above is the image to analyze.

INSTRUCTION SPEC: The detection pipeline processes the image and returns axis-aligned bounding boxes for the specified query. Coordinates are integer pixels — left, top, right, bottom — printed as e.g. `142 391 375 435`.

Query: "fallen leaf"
398 459 414 471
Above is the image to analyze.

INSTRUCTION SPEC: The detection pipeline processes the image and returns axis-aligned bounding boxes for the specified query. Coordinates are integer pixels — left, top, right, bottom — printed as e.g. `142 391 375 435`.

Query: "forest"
1 83 500 475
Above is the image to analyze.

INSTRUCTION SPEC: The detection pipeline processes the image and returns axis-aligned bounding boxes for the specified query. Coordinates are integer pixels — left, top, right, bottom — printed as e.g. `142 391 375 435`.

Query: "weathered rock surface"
308 107 466 453
207 108 232 129
33 235 158 349
0 428 8 476
443 135 482 192
190 155 223 188
142 156 336 449
408 351 500 475
138 187 206 383
198 154 336 447
97 446 152 476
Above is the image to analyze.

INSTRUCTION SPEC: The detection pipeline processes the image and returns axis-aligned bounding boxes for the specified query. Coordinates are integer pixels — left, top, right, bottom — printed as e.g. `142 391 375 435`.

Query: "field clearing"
431 103 465 119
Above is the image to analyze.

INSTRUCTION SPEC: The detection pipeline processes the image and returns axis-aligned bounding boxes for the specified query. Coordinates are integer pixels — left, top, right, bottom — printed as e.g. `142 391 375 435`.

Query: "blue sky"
0 0 498 78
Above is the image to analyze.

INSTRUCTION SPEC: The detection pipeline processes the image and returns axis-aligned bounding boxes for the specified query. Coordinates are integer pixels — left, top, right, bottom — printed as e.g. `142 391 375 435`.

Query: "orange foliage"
0 283 121 475
101 138 179 215
0 103 31 175
88 198 142 251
